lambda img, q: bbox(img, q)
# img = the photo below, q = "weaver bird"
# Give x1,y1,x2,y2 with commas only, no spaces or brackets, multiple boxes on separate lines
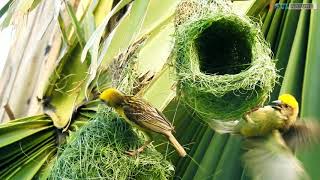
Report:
99,88,187,157
210,94,320,180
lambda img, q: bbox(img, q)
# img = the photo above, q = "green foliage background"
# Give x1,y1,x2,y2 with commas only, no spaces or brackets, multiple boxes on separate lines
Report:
0,0,319,179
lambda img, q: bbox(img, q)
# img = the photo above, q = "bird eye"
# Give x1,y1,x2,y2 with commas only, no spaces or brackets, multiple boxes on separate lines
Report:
284,104,288,108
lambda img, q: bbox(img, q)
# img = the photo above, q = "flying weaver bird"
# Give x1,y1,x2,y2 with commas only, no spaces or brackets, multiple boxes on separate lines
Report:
99,88,187,157
210,94,320,180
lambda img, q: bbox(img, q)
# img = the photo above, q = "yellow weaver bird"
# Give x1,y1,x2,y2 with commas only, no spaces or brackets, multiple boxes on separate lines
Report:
99,88,187,157
239,93,299,137
210,94,309,138
210,94,320,180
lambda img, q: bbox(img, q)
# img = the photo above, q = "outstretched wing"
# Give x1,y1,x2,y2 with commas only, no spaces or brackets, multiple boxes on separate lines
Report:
243,130,309,180
122,96,174,134
282,119,320,152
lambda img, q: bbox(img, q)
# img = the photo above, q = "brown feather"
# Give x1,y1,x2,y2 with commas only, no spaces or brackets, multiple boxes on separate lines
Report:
122,96,174,134
282,120,320,152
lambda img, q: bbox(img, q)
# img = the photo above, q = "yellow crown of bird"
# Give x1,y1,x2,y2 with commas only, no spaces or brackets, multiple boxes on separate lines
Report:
279,94,298,109
99,88,122,101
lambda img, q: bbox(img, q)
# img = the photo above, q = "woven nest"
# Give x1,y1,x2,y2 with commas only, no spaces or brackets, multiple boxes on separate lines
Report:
174,0,278,121
49,109,173,180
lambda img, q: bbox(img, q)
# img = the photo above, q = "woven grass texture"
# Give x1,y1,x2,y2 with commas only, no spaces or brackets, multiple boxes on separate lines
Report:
174,0,278,121
49,110,174,180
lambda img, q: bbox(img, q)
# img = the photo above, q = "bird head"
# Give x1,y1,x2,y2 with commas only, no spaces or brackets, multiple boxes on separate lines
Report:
99,88,124,108
272,94,299,124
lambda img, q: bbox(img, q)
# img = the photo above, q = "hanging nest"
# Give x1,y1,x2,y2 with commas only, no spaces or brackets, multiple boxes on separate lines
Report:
173,0,278,121
49,109,174,180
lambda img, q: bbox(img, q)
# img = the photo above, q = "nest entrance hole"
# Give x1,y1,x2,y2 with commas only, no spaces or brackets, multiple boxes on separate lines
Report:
196,18,253,75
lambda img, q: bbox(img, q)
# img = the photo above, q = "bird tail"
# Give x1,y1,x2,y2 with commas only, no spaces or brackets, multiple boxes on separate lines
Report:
167,133,187,157
208,120,239,134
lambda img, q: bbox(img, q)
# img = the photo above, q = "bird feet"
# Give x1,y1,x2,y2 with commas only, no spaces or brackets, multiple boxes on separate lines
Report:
125,140,153,156
244,113,255,124
125,149,142,156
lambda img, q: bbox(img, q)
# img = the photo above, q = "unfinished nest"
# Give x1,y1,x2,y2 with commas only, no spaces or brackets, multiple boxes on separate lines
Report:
49,109,174,180
48,35,173,179
174,0,278,121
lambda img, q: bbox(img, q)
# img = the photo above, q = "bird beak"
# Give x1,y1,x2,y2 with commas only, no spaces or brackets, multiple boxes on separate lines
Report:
271,100,282,110
99,99,108,105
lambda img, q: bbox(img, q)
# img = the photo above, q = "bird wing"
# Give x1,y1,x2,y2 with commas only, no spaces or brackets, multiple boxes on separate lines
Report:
242,130,309,180
282,119,320,152
122,96,174,134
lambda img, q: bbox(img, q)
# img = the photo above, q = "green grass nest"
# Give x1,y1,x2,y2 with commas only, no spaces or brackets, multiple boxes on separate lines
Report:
49,109,174,180
174,0,278,121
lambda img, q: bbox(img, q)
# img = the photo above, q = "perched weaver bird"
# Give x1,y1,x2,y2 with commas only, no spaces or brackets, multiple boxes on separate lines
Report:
99,88,187,157
210,94,320,180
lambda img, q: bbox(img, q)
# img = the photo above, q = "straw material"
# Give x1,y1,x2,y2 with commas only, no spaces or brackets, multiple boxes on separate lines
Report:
173,0,278,121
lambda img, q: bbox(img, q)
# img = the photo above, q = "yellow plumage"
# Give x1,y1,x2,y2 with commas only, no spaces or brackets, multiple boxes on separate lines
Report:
210,93,320,180
279,94,299,109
